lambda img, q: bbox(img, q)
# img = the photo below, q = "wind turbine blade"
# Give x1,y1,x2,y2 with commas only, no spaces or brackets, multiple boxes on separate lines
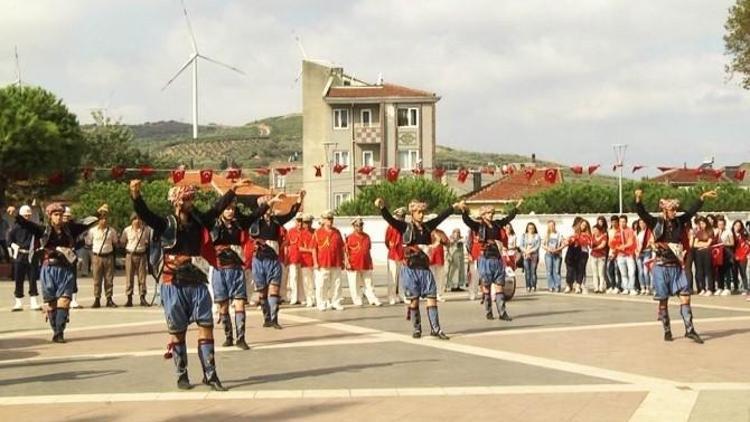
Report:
294,69,303,85
162,56,196,91
181,0,199,53
14,45,21,85
294,34,307,59
198,55,245,75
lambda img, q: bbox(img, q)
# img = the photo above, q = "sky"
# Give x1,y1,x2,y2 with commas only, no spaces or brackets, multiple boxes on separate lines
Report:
2,0,749,176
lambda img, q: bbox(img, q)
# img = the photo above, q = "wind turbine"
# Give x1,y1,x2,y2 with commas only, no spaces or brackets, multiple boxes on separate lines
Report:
162,0,245,139
13,46,21,86
291,32,336,88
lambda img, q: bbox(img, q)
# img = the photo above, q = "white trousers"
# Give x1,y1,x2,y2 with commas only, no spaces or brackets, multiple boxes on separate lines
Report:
386,259,404,302
468,260,480,300
347,270,381,306
431,264,446,299
287,264,305,304
315,268,342,310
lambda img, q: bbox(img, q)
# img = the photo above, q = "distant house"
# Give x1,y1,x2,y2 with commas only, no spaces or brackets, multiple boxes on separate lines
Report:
650,164,734,188
463,168,563,213
724,162,750,189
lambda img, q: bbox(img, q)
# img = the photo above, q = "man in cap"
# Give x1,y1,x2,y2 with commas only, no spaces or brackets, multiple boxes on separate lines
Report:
85,204,119,308
345,218,382,307
249,191,304,329
131,179,244,391
377,198,461,340
14,202,101,342
458,200,522,321
120,213,152,307
312,210,345,311
385,207,407,305
299,214,317,307
8,205,41,311
634,188,717,343
285,213,306,305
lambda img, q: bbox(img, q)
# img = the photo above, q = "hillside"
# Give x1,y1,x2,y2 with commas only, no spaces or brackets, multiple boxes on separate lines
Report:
129,114,617,184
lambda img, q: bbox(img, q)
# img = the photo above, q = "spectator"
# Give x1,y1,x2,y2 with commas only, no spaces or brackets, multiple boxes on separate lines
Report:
731,220,749,295
8,205,40,311
693,217,714,296
505,223,518,267
120,213,152,307
716,218,734,295
85,205,119,308
635,219,654,296
429,227,449,302
590,222,608,293
612,215,637,295
606,215,622,294
445,228,466,292
542,220,564,293
520,222,541,293
564,217,583,294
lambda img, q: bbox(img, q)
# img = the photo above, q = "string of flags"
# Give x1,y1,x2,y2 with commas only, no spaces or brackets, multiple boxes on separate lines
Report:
31,161,749,186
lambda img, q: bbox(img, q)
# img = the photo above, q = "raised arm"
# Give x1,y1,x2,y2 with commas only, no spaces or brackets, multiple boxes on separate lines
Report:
678,195,709,225
634,190,657,229
461,210,481,232
196,189,237,228
376,198,407,233
237,203,269,230
426,206,456,232
275,203,302,227
494,206,519,228
130,180,167,235
68,219,100,239
14,216,45,237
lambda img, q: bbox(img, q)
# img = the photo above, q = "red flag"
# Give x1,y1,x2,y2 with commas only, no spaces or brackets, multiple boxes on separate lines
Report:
226,168,242,180
333,164,347,174
570,166,583,175
111,165,126,179
432,167,446,178
482,166,496,176
82,167,94,181
506,164,516,175
255,167,271,176
275,167,292,176
357,166,375,176
632,165,645,173
657,166,674,172
386,167,400,182
48,171,64,185
712,169,724,179
735,169,747,181
524,168,536,180
139,165,155,177
200,169,213,184
171,168,186,184
611,164,620,172
314,165,323,178
587,165,600,175
544,168,558,183
457,168,470,183
412,167,425,176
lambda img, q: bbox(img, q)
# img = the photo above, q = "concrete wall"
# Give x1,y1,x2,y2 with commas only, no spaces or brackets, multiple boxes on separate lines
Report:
302,60,333,216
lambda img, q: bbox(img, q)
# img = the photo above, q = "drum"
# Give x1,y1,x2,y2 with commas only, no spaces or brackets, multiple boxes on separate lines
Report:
503,266,516,300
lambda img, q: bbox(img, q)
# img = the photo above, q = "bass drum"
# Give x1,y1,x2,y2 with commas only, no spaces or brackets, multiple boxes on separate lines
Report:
503,267,517,300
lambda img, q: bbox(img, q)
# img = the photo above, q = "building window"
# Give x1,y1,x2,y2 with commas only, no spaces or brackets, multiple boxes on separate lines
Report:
398,149,420,170
361,109,372,127
274,175,285,189
397,107,418,127
362,150,374,167
333,109,349,129
334,192,351,208
333,150,350,167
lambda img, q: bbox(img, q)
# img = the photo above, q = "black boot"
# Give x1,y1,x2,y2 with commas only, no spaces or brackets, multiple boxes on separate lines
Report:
106,297,118,308
260,298,272,327
220,313,233,347
410,307,422,338
685,329,704,344
268,295,282,329
169,342,192,390
125,295,133,307
235,310,249,350
427,306,449,340
658,303,672,342
139,295,149,307
496,293,512,321
53,308,69,343
92,297,101,308
484,293,494,319
198,339,227,391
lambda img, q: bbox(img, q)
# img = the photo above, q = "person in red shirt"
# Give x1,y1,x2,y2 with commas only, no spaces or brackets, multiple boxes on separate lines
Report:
612,215,637,295
345,218,382,307
385,207,406,305
278,223,289,304
285,214,305,305
466,228,482,301
298,214,316,307
312,210,345,311
430,227,449,302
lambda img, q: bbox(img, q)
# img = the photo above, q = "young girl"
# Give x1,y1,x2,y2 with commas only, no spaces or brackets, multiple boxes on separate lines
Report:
542,221,564,292
636,219,655,295
590,224,608,293
520,223,541,293
731,220,749,295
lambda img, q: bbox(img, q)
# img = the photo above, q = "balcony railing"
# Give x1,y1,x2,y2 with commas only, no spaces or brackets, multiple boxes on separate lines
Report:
354,123,381,144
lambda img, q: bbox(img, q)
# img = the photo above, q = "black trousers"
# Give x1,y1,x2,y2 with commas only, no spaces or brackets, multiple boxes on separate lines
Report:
13,258,39,298
694,248,713,292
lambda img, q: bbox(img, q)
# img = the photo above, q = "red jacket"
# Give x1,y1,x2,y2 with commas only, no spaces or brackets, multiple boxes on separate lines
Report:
385,226,404,261
346,231,373,271
313,226,344,268
286,226,303,265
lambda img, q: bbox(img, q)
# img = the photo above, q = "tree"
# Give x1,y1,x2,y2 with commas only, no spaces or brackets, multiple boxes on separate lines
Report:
0,85,83,206
337,177,459,216
724,0,750,89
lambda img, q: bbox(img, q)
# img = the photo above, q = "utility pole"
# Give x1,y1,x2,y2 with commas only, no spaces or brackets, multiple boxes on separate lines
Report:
613,144,628,214
323,142,338,210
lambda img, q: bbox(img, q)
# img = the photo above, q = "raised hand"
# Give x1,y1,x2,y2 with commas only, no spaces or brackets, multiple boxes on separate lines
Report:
129,179,142,198
634,189,643,202
700,190,718,201
374,198,385,209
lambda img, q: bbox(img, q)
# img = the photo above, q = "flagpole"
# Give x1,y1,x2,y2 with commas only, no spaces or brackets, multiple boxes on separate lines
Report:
613,144,628,214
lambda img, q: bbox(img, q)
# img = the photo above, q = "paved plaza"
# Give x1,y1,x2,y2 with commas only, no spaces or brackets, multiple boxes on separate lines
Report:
1,271,749,422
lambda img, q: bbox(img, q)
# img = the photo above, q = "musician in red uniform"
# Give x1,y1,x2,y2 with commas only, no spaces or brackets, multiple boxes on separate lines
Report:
385,207,407,305
345,218,382,306
313,211,345,311
299,214,316,307
285,214,305,305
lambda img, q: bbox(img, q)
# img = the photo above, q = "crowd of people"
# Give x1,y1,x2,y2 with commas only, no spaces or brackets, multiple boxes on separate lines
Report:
2,181,742,389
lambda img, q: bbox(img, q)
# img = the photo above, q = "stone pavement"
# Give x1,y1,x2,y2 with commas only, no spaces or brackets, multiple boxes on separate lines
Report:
0,272,749,421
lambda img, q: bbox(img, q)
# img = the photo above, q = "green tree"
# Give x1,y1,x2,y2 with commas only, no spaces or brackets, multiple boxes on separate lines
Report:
0,85,83,206
724,0,750,89
337,177,459,216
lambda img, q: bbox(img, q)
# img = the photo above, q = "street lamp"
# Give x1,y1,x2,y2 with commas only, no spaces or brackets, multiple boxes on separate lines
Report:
613,144,628,214
323,142,338,211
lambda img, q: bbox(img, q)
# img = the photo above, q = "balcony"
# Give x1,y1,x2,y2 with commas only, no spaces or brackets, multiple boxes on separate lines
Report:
354,123,381,144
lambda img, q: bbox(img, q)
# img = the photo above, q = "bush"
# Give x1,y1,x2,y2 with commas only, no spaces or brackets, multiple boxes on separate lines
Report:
337,177,459,216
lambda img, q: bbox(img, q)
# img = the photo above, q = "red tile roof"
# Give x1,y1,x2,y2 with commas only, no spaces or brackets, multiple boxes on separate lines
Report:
651,168,732,184
326,83,436,99
465,169,563,202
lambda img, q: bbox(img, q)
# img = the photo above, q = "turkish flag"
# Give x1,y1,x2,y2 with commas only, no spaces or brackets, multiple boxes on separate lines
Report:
314,165,323,178
432,167,446,178
482,166,496,176
544,168,558,183
226,168,242,180
412,167,425,176
200,169,213,184
712,169,724,179
570,166,583,175
275,167,292,176
171,168,186,184
588,164,600,175
524,168,536,180
139,165,155,177
735,169,746,181
506,165,515,175
386,167,400,182
632,165,645,173
657,166,674,172
333,164,347,174
357,166,375,176
111,165,126,179
48,171,64,185
457,168,470,183
255,167,271,176
82,167,94,181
